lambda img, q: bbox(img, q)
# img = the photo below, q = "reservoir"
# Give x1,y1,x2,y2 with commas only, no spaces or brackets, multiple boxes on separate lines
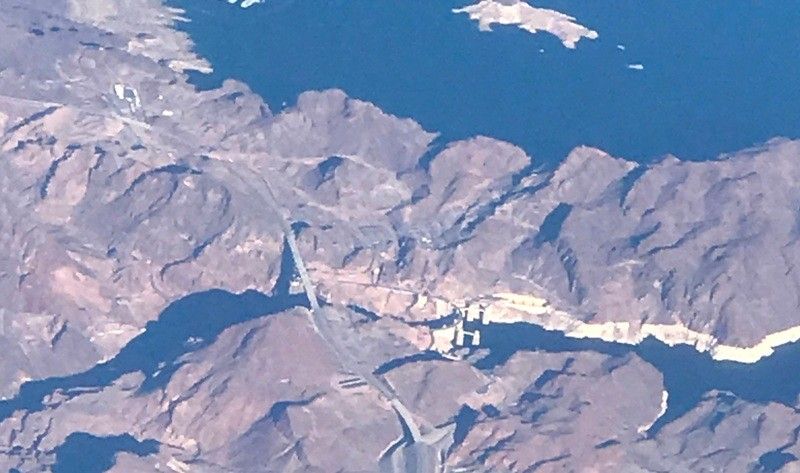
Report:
170,0,800,166
0,290,308,422
478,322,800,439
163,1,800,467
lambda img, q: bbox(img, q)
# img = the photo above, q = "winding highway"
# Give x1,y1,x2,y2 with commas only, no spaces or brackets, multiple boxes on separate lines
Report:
203,159,454,473
2,91,456,472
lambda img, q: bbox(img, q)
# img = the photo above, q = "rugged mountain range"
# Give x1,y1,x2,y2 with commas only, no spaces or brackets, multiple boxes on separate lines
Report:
2,0,800,471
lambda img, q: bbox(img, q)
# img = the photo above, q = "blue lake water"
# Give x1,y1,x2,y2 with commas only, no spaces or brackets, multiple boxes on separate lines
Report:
478,321,800,456
0,289,308,423
168,1,800,460
170,0,800,166
114,4,800,470
52,433,159,473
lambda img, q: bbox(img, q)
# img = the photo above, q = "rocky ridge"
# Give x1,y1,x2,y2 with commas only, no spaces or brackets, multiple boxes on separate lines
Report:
2,0,800,471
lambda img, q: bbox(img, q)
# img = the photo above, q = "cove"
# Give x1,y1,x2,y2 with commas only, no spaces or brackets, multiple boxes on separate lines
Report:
0,289,308,422
170,0,800,166
51,432,159,473
477,322,800,437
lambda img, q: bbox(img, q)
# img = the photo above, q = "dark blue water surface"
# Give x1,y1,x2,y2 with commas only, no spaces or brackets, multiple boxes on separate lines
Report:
0,289,307,422
52,433,159,473
170,0,800,166
478,323,800,437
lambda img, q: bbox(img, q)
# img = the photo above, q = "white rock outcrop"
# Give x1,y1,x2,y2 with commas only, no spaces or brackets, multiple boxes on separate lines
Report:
480,293,800,364
453,0,598,49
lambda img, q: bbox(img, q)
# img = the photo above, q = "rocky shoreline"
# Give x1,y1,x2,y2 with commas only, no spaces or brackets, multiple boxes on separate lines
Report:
2,0,800,470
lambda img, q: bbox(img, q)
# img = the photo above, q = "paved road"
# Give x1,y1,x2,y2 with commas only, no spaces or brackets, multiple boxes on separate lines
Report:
203,159,452,472
4,94,455,471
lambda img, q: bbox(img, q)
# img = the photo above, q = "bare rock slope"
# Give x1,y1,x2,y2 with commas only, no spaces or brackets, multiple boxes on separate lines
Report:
2,0,800,471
